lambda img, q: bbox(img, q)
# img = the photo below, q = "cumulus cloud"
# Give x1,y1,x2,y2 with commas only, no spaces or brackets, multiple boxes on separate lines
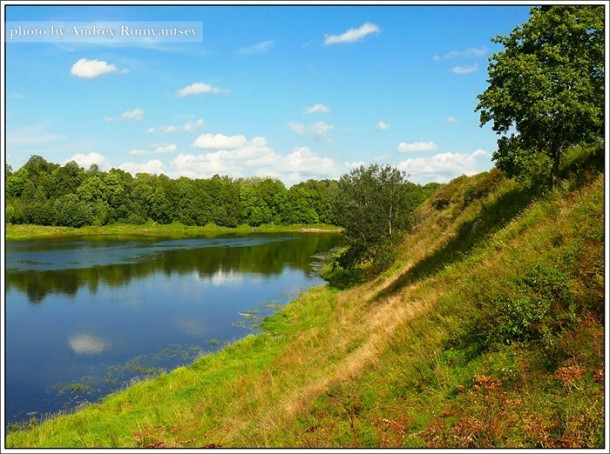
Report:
397,141,438,152
434,46,488,61
65,152,110,170
70,58,125,79
192,133,248,149
272,146,338,176
119,159,166,175
169,133,340,185
154,143,177,154
451,64,478,74
172,137,276,178
446,117,459,124
304,103,330,114
397,149,492,184
176,82,228,97
288,121,334,141
324,22,380,45
105,108,144,122
237,40,275,55
377,121,390,130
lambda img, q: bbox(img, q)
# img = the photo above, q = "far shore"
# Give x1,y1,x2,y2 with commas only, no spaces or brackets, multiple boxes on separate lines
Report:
5,222,343,242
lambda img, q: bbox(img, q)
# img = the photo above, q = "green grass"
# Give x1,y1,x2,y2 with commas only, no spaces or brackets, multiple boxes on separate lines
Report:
6,146,605,448
4,221,342,241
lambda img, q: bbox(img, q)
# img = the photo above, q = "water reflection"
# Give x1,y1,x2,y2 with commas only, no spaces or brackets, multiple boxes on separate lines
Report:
174,315,207,337
6,233,342,426
68,333,110,355
6,233,341,304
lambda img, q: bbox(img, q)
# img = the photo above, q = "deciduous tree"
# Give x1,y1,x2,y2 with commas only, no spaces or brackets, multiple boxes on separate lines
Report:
332,164,411,273
476,5,604,188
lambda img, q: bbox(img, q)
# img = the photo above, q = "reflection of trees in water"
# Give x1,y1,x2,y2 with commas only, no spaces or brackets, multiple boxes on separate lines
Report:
7,234,342,304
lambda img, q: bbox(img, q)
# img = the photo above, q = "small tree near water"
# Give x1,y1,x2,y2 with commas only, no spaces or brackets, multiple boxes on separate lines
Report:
332,164,410,273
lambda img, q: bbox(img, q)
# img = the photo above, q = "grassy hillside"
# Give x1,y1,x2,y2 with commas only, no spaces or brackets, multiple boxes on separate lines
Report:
6,146,605,448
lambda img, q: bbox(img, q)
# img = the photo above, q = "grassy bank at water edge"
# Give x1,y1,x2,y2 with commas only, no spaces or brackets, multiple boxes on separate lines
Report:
4,222,342,241
6,145,605,448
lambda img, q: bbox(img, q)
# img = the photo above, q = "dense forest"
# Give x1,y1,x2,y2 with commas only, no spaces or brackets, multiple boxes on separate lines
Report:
5,155,440,228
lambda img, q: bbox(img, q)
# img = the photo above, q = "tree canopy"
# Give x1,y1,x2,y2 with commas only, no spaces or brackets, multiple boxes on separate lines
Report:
332,164,415,273
6,156,436,236
476,5,604,188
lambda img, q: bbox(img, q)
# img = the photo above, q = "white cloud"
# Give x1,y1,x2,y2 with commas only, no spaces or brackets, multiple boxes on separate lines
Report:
377,121,390,130
309,121,334,138
105,108,144,122
176,82,228,97
70,58,125,79
272,146,338,176
304,103,330,114
288,121,334,141
397,141,439,152
288,122,306,135
172,137,276,179
451,64,478,74
154,144,177,154
473,148,490,158
237,40,275,55
434,46,488,61
121,108,144,120
65,152,110,170
324,22,380,45
192,133,248,149
446,117,459,124
397,149,492,184
119,159,166,175
129,149,148,156
147,125,177,134
345,161,366,171
147,119,205,134
183,119,205,133
170,133,340,185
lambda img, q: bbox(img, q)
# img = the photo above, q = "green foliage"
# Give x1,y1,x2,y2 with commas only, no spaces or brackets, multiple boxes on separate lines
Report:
464,261,577,362
54,194,93,227
332,164,413,273
6,156,432,236
476,5,604,188
6,203,15,223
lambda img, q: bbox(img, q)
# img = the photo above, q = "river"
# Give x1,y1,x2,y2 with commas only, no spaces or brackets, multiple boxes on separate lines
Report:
4,232,342,427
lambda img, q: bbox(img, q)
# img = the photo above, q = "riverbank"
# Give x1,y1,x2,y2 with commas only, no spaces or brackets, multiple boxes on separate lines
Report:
6,162,605,448
4,222,342,241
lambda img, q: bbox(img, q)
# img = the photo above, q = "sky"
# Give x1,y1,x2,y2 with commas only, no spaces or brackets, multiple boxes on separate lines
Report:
3,1,533,186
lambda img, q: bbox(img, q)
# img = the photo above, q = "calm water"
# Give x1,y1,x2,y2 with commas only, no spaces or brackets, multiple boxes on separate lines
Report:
5,232,342,427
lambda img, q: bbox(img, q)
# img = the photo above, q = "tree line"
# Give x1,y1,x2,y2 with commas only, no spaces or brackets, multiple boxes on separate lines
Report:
5,155,439,231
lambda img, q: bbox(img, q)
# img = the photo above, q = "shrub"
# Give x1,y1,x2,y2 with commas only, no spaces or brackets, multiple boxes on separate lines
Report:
467,263,576,357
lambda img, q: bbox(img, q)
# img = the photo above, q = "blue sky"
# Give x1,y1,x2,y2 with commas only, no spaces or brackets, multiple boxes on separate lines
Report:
4,2,532,186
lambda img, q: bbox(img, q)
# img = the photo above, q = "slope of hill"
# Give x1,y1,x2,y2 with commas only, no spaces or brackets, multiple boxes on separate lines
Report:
6,145,605,448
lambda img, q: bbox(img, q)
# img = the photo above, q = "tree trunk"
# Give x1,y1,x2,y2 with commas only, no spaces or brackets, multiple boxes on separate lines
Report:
550,130,564,189
551,146,560,189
